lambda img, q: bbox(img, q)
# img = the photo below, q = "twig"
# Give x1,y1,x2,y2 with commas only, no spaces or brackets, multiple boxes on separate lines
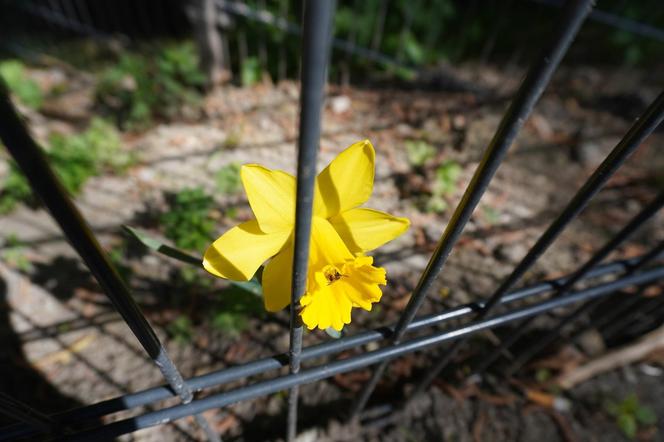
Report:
556,325,664,390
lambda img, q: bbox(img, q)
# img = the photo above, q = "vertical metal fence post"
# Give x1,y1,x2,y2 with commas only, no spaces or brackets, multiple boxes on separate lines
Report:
287,2,335,441
348,0,594,420
0,84,220,442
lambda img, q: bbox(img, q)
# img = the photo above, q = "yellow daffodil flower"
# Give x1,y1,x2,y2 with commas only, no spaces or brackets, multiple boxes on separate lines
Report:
203,140,409,330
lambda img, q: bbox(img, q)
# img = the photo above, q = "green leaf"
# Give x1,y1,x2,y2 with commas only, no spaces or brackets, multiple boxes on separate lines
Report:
535,368,551,383
230,277,263,297
0,60,43,109
426,195,448,214
215,163,242,194
241,57,262,87
405,140,435,167
167,315,194,344
635,406,657,425
160,187,215,251
621,394,639,414
617,413,637,439
403,31,425,65
325,327,342,339
122,225,202,266
434,160,462,196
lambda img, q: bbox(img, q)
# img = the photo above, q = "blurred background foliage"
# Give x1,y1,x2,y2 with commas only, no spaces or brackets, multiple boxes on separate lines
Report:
0,0,662,90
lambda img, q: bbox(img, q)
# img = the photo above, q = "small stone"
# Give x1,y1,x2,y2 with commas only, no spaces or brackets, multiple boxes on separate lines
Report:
577,329,606,356
329,95,351,114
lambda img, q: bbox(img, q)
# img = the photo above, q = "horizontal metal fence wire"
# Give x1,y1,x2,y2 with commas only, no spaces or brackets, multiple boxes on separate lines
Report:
2,252,661,440
3,263,664,440
1,0,664,440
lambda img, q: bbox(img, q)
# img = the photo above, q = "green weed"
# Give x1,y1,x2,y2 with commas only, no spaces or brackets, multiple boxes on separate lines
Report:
240,57,262,87
160,187,216,252
167,315,194,345
405,140,436,167
1,234,32,272
0,118,129,213
604,393,657,439
215,163,242,194
96,42,205,128
425,160,462,213
0,60,43,109
209,285,264,337
433,160,462,196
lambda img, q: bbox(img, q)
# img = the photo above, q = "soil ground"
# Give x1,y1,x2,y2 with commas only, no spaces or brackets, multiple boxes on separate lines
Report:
1,61,663,441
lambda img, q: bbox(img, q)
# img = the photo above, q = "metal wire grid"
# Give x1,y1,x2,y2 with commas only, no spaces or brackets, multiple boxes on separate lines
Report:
0,0,664,440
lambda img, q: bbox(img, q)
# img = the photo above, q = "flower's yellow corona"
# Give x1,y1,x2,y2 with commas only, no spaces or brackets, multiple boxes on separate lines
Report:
203,140,409,330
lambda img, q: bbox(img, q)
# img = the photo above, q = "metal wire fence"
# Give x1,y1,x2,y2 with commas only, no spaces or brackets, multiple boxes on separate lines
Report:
1,0,664,440
2,0,664,83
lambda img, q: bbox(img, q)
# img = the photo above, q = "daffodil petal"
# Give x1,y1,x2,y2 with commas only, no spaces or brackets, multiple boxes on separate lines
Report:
262,242,294,312
330,208,410,254
313,140,375,218
301,284,352,331
341,256,386,311
241,164,296,233
309,216,355,269
203,220,290,281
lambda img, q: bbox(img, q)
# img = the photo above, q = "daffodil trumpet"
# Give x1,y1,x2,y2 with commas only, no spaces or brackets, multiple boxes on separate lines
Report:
203,140,409,331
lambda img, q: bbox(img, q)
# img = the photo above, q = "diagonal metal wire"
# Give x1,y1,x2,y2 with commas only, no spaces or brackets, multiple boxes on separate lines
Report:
0,82,219,442
605,296,664,340
287,2,335,441
54,266,664,440
3,254,657,441
0,393,55,433
413,91,664,393
567,241,664,341
501,191,664,376
461,92,664,380
600,273,664,340
348,0,595,420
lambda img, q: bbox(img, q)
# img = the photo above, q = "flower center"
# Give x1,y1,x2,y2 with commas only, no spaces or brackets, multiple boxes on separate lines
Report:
322,265,344,285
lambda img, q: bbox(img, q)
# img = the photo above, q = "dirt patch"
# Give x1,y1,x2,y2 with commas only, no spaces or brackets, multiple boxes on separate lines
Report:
0,62,663,441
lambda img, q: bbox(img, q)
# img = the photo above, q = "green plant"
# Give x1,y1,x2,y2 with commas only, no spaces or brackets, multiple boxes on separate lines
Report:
210,312,248,336
1,234,32,272
425,196,448,214
223,131,242,149
47,117,129,193
160,187,216,252
215,163,242,194
0,163,33,214
0,118,128,213
167,315,194,345
0,60,43,109
96,42,205,128
83,118,134,172
604,394,657,439
240,57,263,87
405,140,435,167
209,285,264,336
425,160,462,213
433,160,462,196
